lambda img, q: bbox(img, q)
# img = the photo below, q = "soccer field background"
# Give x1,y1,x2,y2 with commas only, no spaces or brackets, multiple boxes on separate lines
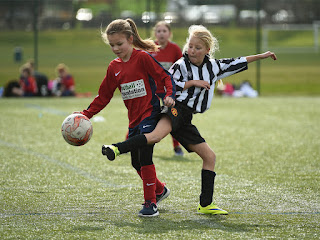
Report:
1,27,320,96
0,96,319,239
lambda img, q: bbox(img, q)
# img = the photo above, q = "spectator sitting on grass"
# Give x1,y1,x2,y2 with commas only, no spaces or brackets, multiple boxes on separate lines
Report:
3,79,23,97
50,63,75,97
19,65,37,97
26,59,49,97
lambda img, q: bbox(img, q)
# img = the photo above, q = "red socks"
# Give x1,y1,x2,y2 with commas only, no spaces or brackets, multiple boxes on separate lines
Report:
172,137,180,148
138,165,165,204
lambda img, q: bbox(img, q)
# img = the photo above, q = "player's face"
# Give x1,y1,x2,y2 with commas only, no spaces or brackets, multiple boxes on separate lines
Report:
108,33,133,62
187,36,210,66
155,25,171,45
58,69,66,77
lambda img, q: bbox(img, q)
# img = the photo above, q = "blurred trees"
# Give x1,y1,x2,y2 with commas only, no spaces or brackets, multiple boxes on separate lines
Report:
0,0,319,30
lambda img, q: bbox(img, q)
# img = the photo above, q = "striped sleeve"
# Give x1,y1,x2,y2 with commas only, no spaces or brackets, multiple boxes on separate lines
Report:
169,62,185,92
215,57,248,80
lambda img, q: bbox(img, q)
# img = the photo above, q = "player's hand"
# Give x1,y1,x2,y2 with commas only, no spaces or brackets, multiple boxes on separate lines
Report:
263,51,277,60
73,111,84,115
163,96,175,107
192,80,210,90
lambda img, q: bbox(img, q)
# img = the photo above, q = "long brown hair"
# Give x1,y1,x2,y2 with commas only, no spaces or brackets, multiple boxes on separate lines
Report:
102,18,159,52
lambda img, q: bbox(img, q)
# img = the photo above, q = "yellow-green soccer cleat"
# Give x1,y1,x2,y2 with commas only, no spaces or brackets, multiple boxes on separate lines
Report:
102,145,120,161
197,203,228,215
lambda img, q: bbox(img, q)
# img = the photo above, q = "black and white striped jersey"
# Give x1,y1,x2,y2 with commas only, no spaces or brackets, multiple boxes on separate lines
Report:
169,53,248,113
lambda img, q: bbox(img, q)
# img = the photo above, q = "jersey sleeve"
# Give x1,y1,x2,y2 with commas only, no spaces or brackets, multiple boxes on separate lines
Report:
82,67,117,119
215,57,248,80
169,60,187,93
144,53,176,100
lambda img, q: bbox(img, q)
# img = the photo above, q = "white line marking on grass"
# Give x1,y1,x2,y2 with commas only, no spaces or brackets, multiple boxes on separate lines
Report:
25,103,69,116
0,140,133,188
231,212,320,215
0,212,105,217
1,211,319,218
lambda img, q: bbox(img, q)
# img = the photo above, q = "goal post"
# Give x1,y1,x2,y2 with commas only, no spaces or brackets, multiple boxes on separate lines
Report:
262,21,319,53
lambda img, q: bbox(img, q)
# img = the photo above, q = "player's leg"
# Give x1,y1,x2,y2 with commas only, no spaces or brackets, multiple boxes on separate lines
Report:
188,142,228,215
102,115,172,160
144,115,172,144
137,144,160,217
188,142,215,171
172,137,184,156
132,148,170,205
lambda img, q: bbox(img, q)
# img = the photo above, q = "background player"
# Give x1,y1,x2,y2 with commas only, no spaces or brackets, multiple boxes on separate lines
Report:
151,21,184,156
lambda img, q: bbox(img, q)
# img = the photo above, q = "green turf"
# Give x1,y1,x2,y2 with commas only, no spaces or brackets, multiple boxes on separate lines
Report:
0,27,319,95
0,96,319,239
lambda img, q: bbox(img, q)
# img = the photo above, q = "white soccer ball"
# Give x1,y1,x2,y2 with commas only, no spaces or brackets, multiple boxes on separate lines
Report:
61,113,93,146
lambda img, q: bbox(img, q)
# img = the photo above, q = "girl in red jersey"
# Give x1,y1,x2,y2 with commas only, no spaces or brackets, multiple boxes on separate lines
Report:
151,21,184,156
79,19,175,217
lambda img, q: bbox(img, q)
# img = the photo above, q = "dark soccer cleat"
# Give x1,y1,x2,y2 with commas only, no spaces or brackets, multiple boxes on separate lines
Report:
174,146,184,156
156,186,170,204
138,200,159,217
102,145,120,161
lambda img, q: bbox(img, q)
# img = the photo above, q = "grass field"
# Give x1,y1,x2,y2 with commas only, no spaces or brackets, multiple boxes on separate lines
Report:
1,96,319,239
0,27,319,96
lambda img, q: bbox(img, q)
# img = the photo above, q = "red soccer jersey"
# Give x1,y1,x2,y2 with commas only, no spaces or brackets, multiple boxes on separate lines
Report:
61,74,75,90
20,76,37,95
151,41,182,94
83,49,175,128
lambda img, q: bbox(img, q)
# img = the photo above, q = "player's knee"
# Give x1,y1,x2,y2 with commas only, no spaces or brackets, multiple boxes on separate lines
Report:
211,151,216,161
202,148,216,164
146,135,159,144
152,135,162,143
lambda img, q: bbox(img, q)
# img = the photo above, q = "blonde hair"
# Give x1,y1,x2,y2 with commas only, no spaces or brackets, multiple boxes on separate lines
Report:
183,25,219,58
102,18,159,52
20,64,31,75
55,63,69,76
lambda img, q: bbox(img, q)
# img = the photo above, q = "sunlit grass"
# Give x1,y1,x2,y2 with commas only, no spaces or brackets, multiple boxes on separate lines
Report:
0,96,319,239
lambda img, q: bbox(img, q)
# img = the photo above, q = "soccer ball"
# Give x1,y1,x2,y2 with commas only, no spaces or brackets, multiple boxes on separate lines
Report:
61,113,93,146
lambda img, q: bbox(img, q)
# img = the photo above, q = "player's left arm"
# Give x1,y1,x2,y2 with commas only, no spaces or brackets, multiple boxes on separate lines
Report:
145,54,176,107
246,51,277,63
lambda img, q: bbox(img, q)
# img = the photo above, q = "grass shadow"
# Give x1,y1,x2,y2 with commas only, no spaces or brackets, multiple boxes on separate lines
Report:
109,215,281,234
153,154,197,162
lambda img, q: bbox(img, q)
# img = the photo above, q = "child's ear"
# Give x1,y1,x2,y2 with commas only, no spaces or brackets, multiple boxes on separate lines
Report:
129,35,134,44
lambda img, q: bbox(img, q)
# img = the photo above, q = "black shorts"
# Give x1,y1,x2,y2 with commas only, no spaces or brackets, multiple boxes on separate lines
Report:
161,101,205,152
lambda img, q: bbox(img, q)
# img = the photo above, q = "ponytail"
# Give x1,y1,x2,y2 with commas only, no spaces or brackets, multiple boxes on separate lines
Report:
126,19,159,52
102,18,159,52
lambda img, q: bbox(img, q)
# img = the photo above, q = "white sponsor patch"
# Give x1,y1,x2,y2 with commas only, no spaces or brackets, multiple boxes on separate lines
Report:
120,79,147,100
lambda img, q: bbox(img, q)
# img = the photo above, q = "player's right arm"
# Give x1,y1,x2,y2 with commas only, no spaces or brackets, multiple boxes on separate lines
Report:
82,68,118,119
246,51,277,63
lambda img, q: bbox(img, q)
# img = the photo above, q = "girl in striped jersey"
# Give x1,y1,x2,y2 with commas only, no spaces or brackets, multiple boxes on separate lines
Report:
103,25,277,215
79,19,175,217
